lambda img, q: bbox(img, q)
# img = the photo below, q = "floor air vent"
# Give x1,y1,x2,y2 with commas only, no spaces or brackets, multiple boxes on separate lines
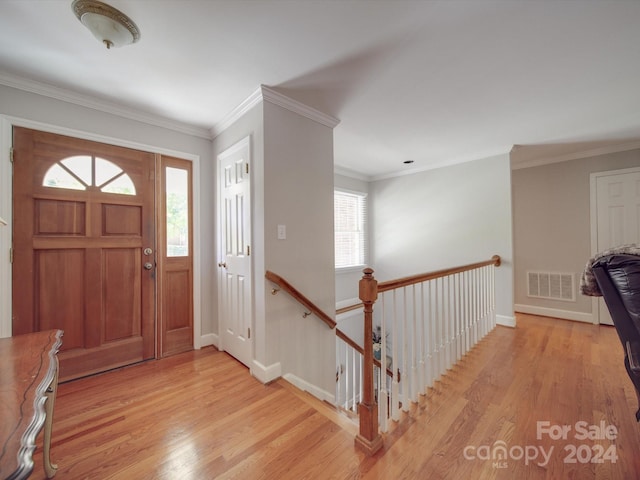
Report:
527,271,575,301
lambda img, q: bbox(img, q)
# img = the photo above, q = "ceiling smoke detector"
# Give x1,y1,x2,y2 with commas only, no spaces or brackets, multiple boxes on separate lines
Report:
72,0,140,49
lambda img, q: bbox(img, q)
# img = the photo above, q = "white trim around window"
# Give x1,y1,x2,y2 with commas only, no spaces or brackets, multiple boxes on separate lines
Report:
334,188,368,270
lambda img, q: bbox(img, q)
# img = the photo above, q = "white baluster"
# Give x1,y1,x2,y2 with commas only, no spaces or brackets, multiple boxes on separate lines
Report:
491,264,496,328
470,269,476,345
391,290,400,421
379,294,389,432
358,347,363,413
401,287,409,412
439,277,445,378
426,280,434,389
418,282,426,396
454,273,460,362
352,346,358,412
444,275,450,371
410,284,418,403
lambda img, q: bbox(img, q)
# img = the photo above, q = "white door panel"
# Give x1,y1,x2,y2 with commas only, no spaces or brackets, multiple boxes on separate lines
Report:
594,169,640,325
218,137,252,366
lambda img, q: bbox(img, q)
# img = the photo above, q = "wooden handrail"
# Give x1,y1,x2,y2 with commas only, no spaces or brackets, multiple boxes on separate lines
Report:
335,328,396,380
378,255,501,292
265,270,337,329
336,302,363,316
336,255,501,314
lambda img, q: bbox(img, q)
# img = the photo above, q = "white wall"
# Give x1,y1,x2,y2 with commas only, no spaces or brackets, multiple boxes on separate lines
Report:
512,148,640,322
263,101,336,400
369,154,514,324
0,83,214,340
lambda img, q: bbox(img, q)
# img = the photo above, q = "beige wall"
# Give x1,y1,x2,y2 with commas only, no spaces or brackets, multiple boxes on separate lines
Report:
512,148,640,320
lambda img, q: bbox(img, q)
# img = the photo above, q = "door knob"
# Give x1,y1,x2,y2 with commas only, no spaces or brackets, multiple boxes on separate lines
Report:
218,262,227,268
144,262,153,270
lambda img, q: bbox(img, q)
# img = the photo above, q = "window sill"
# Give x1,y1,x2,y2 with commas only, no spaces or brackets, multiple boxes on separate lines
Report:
335,265,368,275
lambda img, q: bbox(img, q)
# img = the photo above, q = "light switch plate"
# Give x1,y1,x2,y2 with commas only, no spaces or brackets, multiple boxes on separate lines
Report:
277,224,286,240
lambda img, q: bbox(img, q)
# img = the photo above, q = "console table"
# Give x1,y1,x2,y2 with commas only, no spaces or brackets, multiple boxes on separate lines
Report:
0,329,63,479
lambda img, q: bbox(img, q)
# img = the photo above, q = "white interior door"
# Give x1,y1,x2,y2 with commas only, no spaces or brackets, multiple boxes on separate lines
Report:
594,167,640,325
218,137,252,367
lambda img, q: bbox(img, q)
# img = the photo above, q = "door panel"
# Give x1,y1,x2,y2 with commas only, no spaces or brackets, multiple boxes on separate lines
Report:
103,248,141,341
35,249,85,344
12,127,155,381
218,137,252,367
35,199,85,235
595,169,640,325
103,204,142,235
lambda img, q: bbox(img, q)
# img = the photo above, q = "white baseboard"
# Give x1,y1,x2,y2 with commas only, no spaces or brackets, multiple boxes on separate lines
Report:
251,360,282,384
496,314,516,328
515,304,595,324
199,333,218,348
283,373,336,405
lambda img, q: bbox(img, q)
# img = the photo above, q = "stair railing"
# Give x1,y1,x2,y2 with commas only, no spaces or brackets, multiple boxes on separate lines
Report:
343,255,501,455
267,255,501,457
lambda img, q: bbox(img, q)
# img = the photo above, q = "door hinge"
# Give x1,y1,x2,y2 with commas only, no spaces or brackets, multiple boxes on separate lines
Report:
9,147,14,163
247,245,250,256
9,248,13,264
247,327,251,339
245,163,249,174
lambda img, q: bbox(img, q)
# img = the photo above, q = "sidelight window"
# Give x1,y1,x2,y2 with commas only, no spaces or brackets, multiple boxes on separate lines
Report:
165,166,189,257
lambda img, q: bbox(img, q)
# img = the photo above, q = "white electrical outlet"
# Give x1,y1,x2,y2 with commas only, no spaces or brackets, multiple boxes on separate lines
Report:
277,224,286,240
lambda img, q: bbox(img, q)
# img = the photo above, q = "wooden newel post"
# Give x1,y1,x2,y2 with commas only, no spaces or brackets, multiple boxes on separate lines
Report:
355,267,384,455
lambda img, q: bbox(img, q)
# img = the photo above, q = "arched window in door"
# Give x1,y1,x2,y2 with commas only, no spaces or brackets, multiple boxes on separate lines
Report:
43,155,136,195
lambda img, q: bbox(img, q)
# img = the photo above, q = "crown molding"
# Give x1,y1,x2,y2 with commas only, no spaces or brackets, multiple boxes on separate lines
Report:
0,71,212,139
334,165,371,182
511,140,640,170
210,86,263,138
211,84,340,138
260,85,340,129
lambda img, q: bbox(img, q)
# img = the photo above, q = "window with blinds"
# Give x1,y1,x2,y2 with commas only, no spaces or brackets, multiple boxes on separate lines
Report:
334,189,367,268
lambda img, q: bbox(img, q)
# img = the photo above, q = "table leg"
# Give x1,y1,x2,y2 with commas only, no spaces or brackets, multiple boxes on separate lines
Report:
43,357,59,478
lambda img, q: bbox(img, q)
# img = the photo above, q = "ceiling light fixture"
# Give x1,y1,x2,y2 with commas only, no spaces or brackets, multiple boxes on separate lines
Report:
72,0,140,49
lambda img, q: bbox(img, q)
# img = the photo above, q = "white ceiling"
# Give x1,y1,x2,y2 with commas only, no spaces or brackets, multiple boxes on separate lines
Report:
1,0,639,178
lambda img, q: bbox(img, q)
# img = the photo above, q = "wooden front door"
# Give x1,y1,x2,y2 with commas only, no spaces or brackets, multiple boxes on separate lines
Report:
12,127,156,381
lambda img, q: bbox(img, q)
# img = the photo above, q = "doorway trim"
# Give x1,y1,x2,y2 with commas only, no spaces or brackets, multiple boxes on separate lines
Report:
216,135,253,367
0,115,202,348
589,165,640,325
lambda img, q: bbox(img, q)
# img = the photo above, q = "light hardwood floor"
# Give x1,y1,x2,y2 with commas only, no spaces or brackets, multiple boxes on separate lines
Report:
31,313,640,479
